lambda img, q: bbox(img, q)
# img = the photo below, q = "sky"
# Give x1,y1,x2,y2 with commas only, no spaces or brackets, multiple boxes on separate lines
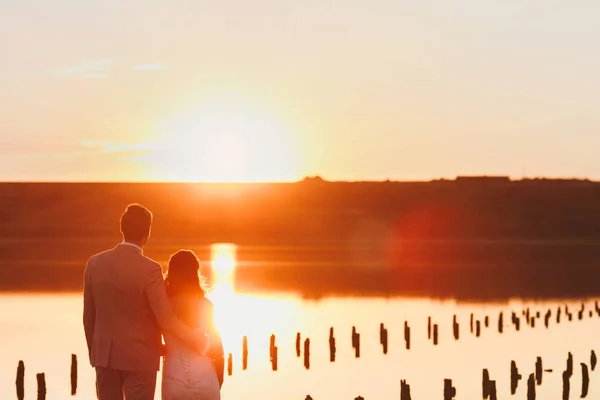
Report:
1,0,600,182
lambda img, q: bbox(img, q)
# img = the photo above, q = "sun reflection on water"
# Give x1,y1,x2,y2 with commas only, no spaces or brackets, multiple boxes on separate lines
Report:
206,243,300,359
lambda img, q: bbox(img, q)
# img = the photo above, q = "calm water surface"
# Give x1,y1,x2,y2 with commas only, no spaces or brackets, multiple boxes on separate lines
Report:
0,290,598,400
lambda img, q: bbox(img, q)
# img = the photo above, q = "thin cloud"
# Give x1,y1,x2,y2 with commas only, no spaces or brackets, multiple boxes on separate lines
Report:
80,139,158,154
60,58,114,78
131,64,164,72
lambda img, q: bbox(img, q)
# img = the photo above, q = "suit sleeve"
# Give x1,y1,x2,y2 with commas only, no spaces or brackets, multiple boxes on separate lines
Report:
82,257,96,363
145,263,205,353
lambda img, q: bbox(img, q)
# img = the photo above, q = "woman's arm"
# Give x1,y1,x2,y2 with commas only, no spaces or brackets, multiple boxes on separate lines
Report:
204,300,225,387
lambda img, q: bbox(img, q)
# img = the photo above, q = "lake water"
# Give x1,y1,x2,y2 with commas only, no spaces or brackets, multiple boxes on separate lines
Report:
0,289,598,400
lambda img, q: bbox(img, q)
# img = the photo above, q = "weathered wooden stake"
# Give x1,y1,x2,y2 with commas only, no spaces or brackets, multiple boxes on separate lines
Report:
484,315,489,328
443,378,456,400
557,306,562,324
578,303,585,320
476,320,481,337
400,379,412,400
404,321,411,350
433,324,438,345
36,373,46,400
488,380,497,400
581,363,589,398
535,357,543,385
329,327,336,362
498,312,503,334
470,313,474,333
482,369,490,398
304,338,310,370
227,353,233,376
70,354,77,395
453,315,459,340
527,373,536,400
16,360,24,400
510,360,522,395
380,323,388,354
269,334,278,371
351,326,360,358
544,310,551,328
591,350,597,371
295,333,301,357
242,336,248,370
563,352,573,400
428,316,432,339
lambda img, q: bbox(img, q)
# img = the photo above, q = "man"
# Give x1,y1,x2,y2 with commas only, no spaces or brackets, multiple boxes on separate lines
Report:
83,203,207,399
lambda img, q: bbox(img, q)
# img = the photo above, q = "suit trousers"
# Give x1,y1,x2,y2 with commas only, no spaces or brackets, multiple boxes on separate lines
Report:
96,367,157,400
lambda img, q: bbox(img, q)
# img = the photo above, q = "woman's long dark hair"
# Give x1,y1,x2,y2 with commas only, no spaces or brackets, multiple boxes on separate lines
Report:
165,250,206,298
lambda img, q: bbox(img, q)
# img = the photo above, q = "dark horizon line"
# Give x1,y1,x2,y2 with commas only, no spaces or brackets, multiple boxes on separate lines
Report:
0,175,595,185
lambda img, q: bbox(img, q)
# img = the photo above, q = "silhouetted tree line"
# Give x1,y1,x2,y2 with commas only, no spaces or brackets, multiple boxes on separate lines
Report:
2,178,600,297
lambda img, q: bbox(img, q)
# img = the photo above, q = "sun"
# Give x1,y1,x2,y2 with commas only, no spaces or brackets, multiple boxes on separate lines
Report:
152,96,302,182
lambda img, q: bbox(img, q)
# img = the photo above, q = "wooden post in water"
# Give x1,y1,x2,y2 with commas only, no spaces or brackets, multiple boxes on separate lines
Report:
243,336,248,370
498,312,503,334
526,308,530,325
443,379,456,400
36,373,46,400
543,310,551,328
269,334,278,371
305,396,313,400
535,357,543,385
428,316,432,339
482,369,490,399
512,312,521,331
557,307,562,324
329,327,336,362
476,320,481,337
470,313,474,333
295,333,301,357
510,360,522,395
404,321,411,350
527,373,536,400
354,397,364,400
562,352,573,400
488,381,497,400
484,315,489,328
581,363,589,398
595,300,600,316
453,315,459,340
70,354,77,395
304,338,311,370
433,324,438,345
227,353,233,376
351,326,360,358
400,380,412,400
591,350,597,371
380,323,388,354
16,360,24,400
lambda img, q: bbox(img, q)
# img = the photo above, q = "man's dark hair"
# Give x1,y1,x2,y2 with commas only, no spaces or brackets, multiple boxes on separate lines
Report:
120,203,153,242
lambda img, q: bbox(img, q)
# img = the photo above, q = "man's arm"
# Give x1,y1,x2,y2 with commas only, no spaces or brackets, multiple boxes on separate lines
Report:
82,257,96,363
145,263,206,354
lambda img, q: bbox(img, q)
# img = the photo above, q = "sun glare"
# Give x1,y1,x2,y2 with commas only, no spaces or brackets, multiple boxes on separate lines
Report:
153,97,301,182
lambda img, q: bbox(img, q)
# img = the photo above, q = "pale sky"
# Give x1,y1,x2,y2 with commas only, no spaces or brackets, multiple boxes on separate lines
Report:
1,0,599,182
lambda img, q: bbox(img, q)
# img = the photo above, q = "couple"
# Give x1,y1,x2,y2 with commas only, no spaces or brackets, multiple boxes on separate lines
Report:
83,204,224,400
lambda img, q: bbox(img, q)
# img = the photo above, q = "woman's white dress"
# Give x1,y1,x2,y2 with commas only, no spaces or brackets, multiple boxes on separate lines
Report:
161,297,222,400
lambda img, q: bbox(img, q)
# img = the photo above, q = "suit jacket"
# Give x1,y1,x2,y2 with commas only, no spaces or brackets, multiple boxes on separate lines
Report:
83,243,203,371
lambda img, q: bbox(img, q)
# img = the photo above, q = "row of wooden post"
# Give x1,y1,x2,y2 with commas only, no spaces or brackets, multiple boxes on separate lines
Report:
15,354,77,400
225,301,598,375
393,350,597,400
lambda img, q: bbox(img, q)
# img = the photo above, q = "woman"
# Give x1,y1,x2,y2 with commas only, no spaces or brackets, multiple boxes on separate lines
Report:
162,250,224,400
